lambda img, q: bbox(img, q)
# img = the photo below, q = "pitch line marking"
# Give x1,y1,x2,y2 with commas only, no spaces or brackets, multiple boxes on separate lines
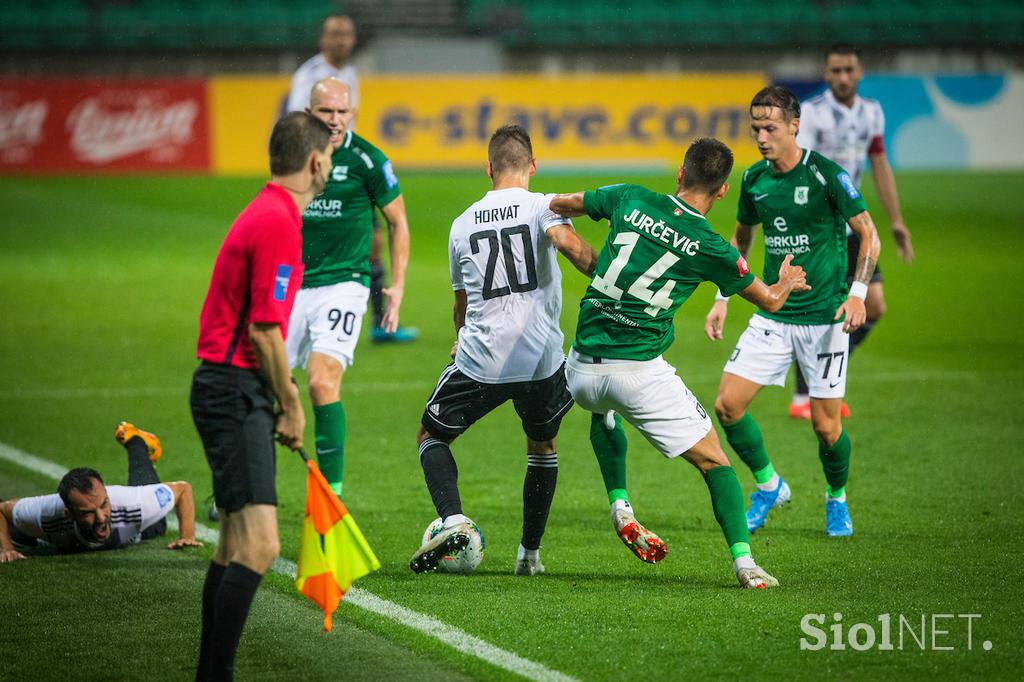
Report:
0,440,578,682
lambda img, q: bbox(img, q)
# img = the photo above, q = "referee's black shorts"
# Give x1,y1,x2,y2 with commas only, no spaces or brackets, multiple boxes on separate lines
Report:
190,362,277,513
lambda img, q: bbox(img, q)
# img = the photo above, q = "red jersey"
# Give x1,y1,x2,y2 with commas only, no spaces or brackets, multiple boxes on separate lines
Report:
197,182,304,369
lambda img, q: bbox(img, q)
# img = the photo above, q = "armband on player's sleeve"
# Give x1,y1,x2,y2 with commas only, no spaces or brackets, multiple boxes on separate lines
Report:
868,135,885,155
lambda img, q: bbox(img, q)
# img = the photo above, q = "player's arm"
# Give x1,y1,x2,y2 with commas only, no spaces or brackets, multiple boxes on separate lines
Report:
0,499,27,562
379,195,411,334
250,323,305,450
548,192,588,218
836,210,881,333
164,481,202,550
737,255,810,313
868,151,913,263
450,289,467,359
704,222,758,340
547,224,597,277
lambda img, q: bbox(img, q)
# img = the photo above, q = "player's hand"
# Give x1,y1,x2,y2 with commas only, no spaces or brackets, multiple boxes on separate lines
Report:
167,538,204,550
778,254,811,292
381,284,404,333
275,404,306,451
892,221,914,263
0,548,27,563
835,296,867,333
450,341,458,359
704,301,728,341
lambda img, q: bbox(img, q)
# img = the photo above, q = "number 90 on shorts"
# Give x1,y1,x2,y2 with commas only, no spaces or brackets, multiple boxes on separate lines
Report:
724,315,850,399
286,281,370,370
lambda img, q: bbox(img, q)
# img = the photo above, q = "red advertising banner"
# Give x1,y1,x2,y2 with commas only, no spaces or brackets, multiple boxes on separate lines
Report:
0,79,209,173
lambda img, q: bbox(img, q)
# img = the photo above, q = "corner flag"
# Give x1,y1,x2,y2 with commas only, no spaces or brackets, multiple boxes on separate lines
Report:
294,457,380,631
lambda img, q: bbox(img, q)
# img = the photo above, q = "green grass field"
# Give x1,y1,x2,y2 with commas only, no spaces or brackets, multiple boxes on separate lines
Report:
1,170,1022,680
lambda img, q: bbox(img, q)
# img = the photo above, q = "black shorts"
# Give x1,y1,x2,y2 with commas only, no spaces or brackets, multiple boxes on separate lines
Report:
421,363,574,442
190,362,277,513
847,232,883,284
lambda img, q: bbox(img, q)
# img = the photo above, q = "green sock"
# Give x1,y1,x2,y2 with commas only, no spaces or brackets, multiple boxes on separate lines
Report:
590,413,629,505
705,465,751,559
721,413,773,481
819,428,851,497
313,401,346,497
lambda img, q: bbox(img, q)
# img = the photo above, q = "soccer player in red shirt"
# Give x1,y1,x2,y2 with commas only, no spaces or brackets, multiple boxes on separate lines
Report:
191,111,332,682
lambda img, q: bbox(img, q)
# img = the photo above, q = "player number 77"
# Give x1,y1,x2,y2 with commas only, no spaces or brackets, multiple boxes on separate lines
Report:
591,232,679,316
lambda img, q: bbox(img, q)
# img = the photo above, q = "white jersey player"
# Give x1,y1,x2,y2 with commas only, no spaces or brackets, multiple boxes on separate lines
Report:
786,43,914,419
287,14,360,118
409,125,596,578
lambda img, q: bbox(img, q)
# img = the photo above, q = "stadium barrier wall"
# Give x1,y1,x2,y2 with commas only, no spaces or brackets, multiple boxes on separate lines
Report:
0,79,209,173
3,74,1022,174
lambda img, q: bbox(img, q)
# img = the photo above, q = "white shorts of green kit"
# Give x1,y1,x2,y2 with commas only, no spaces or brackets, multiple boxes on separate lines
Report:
286,281,369,370
724,314,849,399
566,348,712,458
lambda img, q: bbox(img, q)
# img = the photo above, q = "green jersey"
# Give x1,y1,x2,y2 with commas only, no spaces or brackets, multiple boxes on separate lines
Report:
300,130,401,288
737,148,868,324
573,184,755,361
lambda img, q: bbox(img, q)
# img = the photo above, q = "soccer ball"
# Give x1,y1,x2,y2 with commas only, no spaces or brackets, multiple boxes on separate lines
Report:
421,517,486,574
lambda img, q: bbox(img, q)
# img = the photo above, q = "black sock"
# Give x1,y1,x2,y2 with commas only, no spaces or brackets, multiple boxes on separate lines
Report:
849,319,876,355
521,453,558,551
195,562,227,682
128,436,166,538
419,437,462,519
370,261,386,328
794,366,809,397
209,562,263,681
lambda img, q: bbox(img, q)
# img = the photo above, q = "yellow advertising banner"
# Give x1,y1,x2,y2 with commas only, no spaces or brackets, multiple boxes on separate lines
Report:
209,73,767,175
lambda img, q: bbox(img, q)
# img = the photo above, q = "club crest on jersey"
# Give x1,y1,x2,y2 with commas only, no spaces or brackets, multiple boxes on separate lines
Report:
736,256,750,276
794,186,809,205
673,208,683,216
331,165,349,181
274,264,292,302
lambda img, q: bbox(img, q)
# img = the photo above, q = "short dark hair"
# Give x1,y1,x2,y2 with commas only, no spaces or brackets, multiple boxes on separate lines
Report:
681,138,734,195
488,124,533,175
58,467,103,506
750,85,801,122
826,43,861,61
268,111,332,176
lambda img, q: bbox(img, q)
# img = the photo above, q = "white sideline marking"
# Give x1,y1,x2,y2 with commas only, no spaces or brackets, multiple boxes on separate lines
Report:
0,440,578,682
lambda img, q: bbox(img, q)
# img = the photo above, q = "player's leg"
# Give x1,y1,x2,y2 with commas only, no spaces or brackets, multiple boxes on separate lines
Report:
301,282,368,498
114,421,167,539
851,280,886,356
511,367,574,576
716,316,793,532
789,367,812,420
411,366,501,573
681,431,777,589
590,410,629,508
800,322,854,536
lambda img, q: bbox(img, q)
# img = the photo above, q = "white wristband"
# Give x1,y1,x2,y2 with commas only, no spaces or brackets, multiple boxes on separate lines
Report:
714,289,730,302
848,281,868,300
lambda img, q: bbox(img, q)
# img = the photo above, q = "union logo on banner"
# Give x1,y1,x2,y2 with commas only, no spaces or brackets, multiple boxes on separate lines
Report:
0,79,209,173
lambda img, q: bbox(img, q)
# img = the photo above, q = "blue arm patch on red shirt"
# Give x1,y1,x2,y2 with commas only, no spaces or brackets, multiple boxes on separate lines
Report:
273,264,292,301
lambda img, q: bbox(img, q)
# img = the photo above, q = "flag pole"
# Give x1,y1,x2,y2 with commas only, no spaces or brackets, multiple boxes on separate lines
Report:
296,447,311,464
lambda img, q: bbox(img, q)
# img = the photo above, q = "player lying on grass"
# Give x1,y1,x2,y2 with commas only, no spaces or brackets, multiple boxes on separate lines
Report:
410,124,597,577
550,137,809,589
0,422,201,562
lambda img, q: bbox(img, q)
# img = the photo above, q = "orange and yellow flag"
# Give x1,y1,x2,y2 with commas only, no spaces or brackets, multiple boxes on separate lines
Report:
294,460,380,631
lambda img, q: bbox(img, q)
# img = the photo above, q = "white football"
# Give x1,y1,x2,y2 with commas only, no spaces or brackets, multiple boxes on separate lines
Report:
421,517,486,574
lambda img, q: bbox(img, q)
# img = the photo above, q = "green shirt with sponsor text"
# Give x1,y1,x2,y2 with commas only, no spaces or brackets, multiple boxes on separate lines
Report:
300,130,401,288
573,184,755,361
737,148,867,324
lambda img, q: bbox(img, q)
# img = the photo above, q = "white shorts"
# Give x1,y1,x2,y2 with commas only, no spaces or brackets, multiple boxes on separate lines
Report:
724,314,850,399
565,349,712,458
286,282,369,370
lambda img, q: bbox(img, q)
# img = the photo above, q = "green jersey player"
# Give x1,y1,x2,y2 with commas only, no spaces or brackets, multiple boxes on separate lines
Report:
704,86,881,538
552,138,809,589
286,78,413,498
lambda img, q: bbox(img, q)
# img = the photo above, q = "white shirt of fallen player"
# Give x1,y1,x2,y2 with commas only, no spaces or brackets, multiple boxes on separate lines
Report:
797,87,885,189
12,483,175,552
286,54,359,117
449,188,570,384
